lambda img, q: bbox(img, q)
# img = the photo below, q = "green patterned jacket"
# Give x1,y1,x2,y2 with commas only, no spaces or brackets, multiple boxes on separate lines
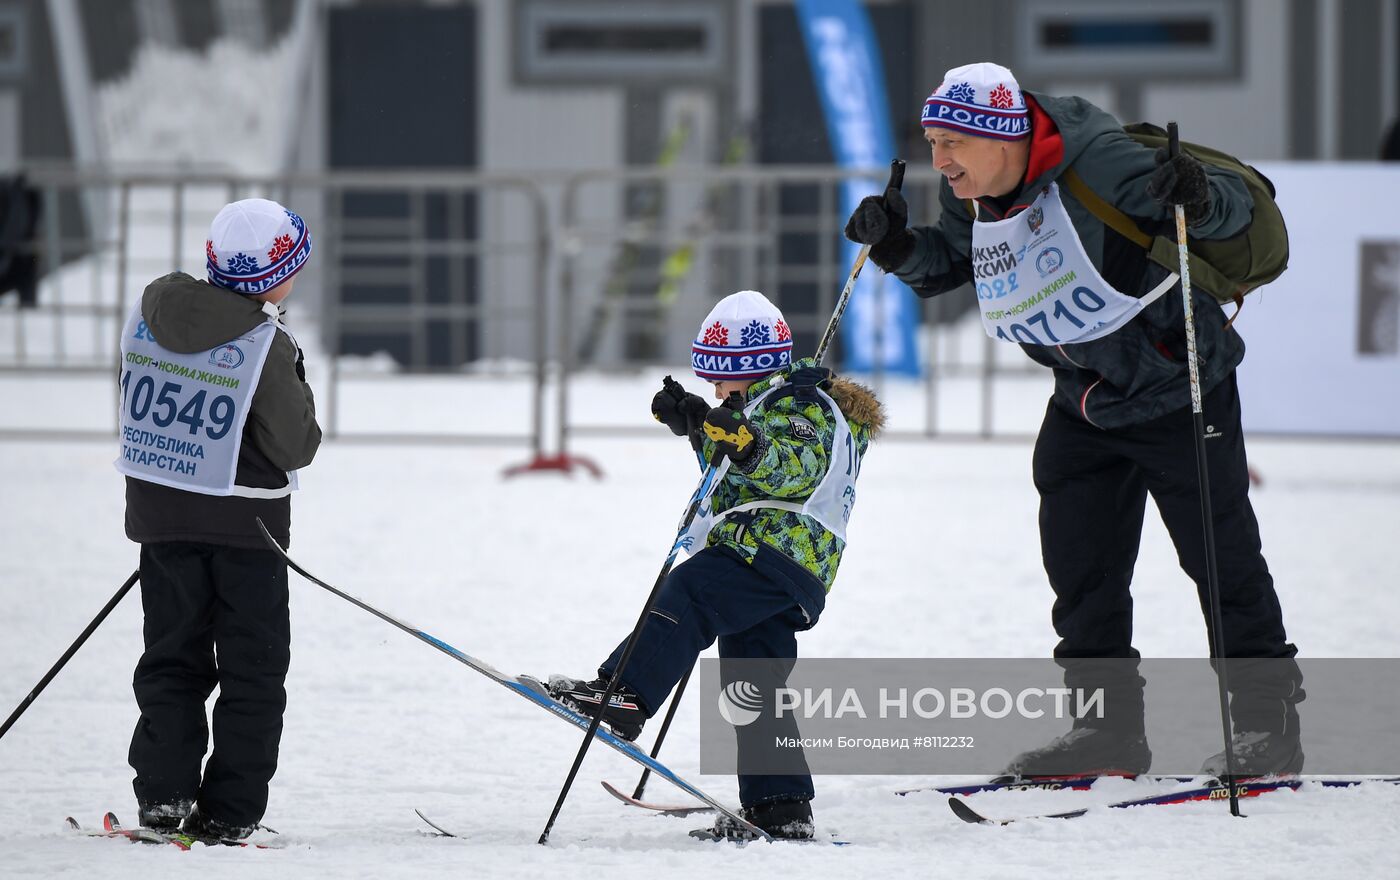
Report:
698,358,885,592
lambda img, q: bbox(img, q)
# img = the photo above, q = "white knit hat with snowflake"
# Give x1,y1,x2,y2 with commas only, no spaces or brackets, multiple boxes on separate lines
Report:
206,198,313,295
691,290,793,381
921,61,1029,141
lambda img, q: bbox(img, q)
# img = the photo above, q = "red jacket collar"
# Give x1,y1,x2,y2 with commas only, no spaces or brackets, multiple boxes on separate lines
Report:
1023,95,1064,185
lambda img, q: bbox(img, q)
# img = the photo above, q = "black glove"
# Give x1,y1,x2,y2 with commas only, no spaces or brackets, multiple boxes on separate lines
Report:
845,185,908,245
651,375,710,447
1146,147,1212,225
702,397,760,465
844,186,915,272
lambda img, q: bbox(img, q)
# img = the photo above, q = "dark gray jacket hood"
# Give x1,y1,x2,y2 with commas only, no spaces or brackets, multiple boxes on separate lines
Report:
142,272,272,353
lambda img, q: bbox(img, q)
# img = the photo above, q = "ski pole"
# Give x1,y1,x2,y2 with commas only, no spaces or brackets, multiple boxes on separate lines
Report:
630,665,692,800
0,570,140,742
1167,121,1240,817
540,159,906,842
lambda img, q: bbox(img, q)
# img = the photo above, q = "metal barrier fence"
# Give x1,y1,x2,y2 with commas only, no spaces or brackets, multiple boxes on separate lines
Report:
0,165,1045,452
0,168,552,456
312,170,549,457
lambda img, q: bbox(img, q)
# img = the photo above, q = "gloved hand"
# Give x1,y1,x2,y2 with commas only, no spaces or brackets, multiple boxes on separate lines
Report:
651,376,710,447
845,185,908,245
1146,147,1212,225
843,185,915,271
702,396,759,465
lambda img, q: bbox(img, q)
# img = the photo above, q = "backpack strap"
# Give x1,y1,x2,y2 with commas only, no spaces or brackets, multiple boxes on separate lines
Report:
1061,167,1153,249
767,366,832,407
1061,167,1245,323
751,368,837,441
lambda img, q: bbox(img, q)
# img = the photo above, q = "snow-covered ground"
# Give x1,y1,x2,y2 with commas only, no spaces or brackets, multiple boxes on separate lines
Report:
2,379,1399,877
8,17,1397,874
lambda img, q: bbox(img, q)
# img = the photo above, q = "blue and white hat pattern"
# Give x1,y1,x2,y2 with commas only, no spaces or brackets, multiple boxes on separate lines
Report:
921,62,1029,141
692,290,793,382
206,198,313,295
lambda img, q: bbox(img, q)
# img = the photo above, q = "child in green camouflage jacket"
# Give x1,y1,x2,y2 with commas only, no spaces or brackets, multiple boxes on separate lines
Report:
552,290,883,840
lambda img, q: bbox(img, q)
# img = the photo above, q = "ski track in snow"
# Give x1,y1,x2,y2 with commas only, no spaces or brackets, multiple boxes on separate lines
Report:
2,421,1399,878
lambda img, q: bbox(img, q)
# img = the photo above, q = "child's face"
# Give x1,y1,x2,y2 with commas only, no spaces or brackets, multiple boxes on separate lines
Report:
712,379,754,401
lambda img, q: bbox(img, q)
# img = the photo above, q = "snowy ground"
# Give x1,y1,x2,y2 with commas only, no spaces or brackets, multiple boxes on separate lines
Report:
2,383,1399,878
9,18,1396,874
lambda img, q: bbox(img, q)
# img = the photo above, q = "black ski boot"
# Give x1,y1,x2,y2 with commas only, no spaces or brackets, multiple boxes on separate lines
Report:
1201,730,1304,778
1004,727,1153,778
137,799,192,833
748,799,815,840
180,807,255,844
548,675,647,742
692,798,815,842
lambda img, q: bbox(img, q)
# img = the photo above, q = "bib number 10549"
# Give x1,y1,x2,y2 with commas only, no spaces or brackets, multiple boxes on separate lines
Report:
120,370,237,439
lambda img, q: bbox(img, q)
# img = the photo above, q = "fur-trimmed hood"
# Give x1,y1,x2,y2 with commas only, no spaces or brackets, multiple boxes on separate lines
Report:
827,375,885,440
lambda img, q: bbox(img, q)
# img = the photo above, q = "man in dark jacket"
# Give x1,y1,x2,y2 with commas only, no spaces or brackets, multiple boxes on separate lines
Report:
846,62,1302,777
118,198,321,841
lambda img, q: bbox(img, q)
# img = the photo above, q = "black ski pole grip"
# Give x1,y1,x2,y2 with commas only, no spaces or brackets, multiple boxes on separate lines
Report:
888,158,906,192
1167,121,1180,160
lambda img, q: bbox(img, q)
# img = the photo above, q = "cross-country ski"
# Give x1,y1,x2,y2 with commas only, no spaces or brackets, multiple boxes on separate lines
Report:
946,777,1400,825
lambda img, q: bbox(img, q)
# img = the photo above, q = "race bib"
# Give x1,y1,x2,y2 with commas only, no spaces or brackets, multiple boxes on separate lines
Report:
115,304,295,497
972,183,1176,345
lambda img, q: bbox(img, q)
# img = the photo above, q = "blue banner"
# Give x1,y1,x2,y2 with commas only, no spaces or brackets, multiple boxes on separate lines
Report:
794,0,920,376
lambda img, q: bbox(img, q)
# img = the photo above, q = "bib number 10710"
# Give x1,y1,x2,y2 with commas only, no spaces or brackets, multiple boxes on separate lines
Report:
120,370,237,440
994,286,1107,345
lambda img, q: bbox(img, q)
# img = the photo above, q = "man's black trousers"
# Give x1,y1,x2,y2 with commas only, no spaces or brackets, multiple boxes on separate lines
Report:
129,541,290,828
1033,373,1302,734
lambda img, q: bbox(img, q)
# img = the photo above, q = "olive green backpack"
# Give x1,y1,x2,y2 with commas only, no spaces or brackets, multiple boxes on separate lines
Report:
1061,122,1290,312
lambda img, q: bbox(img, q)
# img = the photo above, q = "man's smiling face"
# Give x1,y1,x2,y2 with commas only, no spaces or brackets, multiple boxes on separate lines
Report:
924,127,1028,200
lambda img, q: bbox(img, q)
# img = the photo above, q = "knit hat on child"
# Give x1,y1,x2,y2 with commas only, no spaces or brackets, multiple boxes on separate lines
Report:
691,290,793,381
206,198,313,295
